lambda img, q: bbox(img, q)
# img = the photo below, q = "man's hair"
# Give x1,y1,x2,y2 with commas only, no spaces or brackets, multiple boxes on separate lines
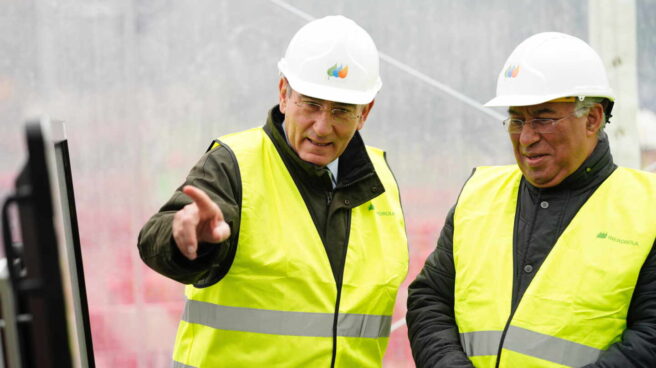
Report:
575,97,607,136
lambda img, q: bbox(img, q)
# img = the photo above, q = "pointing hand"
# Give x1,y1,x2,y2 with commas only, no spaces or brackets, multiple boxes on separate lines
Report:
172,185,231,260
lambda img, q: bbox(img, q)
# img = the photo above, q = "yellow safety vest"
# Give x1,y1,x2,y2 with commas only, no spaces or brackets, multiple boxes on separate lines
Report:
453,165,656,368
172,128,408,367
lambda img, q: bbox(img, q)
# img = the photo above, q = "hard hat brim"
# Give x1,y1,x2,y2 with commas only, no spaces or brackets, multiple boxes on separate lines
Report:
484,92,615,107
279,60,381,105
484,94,562,107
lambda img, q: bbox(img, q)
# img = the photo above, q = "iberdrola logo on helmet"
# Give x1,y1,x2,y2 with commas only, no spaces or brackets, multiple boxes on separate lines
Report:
327,64,349,79
504,64,520,78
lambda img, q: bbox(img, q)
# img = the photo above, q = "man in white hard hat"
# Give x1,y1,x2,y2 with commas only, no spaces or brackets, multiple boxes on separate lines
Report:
407,32,656,367
138,15,408,367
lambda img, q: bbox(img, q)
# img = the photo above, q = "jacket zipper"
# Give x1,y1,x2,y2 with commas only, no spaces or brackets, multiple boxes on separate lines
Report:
331,282,342,368
326,190,333,206
330,206,352,368
494,309,517,368
328,168,372,367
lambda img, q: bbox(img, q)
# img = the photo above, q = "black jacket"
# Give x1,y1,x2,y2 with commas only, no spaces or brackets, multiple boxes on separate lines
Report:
406,135,656,367
137,105,385,289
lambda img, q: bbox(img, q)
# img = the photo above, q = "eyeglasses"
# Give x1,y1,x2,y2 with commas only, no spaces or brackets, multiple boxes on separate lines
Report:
503,108,587,134
293,97,361,123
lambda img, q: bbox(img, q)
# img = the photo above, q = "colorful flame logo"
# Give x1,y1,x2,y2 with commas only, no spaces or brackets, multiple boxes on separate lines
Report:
504,64,520,78
327,64,349,79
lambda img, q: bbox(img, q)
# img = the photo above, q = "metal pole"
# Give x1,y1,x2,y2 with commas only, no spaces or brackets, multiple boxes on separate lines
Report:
0,259,23,368
588,0,641,168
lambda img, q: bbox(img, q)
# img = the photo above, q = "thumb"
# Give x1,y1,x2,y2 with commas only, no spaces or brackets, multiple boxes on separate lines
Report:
209,220,231,243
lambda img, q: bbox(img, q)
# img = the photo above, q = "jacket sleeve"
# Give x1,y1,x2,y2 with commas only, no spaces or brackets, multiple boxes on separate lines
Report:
584,239,656,368
406,206,474,368
137,143,241,286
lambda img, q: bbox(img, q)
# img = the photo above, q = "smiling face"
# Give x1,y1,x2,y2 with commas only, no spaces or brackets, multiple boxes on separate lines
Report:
508,101,603,188
278,78,374,166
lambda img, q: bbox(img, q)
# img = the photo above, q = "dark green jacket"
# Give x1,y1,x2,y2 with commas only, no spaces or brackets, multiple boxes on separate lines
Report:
138,105,389,289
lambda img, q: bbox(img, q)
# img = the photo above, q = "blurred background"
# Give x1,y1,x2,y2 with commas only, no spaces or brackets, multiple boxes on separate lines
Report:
1,0,654,366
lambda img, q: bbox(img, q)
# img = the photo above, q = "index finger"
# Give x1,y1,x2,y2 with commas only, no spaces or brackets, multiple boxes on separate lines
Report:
182,185,223,219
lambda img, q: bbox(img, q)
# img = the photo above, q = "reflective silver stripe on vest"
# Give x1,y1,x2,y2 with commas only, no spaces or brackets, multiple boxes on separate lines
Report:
171,360,196,368
504,325,603,367
461,327,604,365
183,299,391,338
460,330,503,356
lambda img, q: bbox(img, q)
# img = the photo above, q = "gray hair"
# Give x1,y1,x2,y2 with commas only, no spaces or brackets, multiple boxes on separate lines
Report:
575,97,607,135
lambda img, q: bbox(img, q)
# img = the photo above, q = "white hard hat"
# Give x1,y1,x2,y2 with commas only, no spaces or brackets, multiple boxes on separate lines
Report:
278,15,382,104
485,32,615,107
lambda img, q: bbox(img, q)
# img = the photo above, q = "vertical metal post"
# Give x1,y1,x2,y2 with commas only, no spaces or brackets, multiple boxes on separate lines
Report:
588,0,641,168
0,259,23,368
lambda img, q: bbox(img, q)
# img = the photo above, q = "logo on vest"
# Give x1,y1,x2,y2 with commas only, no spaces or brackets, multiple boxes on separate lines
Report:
596,232,639,246
367,203,395,217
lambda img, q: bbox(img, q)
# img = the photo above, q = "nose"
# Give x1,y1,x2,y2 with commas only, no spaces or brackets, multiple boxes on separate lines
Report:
518,122,541,147
312,111,333,136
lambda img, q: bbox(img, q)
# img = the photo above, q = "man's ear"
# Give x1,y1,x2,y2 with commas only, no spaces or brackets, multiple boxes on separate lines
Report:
356,99,376,130
279,78,289,114
586,103,604,136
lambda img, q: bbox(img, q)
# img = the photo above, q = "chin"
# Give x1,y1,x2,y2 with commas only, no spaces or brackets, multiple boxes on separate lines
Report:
527,174,561,188
522,170,547,187
301,155,328,166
